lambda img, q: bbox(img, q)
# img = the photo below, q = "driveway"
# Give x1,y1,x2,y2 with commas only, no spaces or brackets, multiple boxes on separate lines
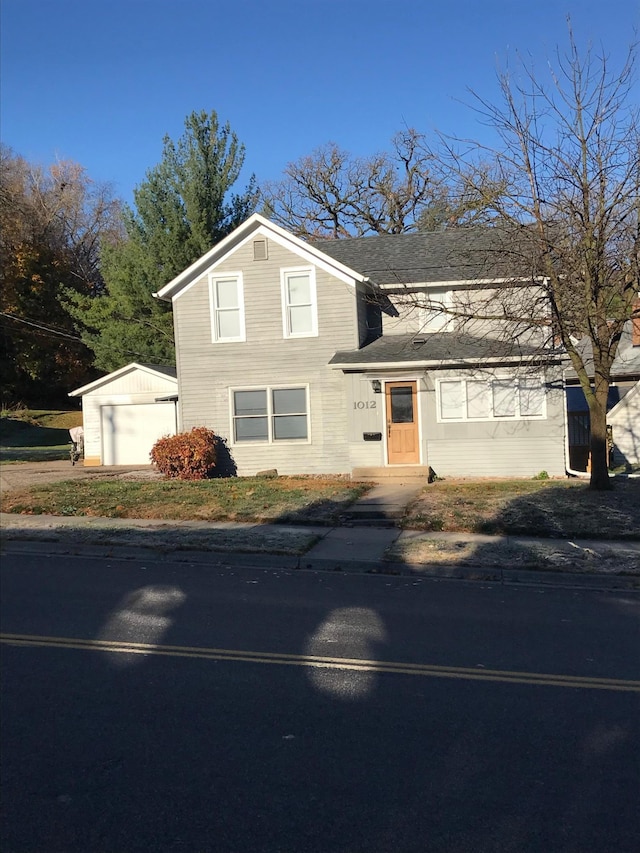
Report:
0,461,157,495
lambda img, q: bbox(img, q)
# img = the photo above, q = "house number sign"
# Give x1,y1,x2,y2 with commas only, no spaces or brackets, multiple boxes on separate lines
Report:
353,401,377,409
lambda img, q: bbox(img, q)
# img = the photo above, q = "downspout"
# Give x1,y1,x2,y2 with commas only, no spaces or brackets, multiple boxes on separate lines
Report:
562,375,590,479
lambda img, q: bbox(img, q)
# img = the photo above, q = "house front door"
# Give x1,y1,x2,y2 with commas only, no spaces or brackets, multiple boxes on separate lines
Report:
385,381,420,465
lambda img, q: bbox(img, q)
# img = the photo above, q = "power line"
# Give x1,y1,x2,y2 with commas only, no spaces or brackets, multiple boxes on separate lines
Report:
0,311,83,342
0,312,174,365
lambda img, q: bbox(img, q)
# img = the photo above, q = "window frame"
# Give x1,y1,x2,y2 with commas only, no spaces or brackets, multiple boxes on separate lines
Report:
436,376,547,423
208,271,246,343
280,266,318,339
418,287,454,333
230,384,311,445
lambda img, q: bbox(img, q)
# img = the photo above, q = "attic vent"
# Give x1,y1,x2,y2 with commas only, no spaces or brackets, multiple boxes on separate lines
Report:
253,239,268,261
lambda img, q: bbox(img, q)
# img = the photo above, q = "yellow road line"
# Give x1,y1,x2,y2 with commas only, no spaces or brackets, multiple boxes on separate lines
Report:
2,632,639,692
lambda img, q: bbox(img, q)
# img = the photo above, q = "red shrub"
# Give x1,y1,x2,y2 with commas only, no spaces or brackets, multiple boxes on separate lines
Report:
150,427,218,480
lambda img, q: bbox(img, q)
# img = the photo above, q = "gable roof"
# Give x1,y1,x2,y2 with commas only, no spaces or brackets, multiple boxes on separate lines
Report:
564,322,640,383
330,332,552,369
312,227,538,286
607,380,640,421
69,362,177,397
156,213,368,301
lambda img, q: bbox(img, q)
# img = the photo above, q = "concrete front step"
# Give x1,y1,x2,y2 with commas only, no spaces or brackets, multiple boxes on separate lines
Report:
351,466,431,480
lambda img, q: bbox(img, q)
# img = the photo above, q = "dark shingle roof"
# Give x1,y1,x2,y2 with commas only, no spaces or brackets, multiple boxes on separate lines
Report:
564,323,640,382
312,228,535,285
330,333,545,367
140,363,177,379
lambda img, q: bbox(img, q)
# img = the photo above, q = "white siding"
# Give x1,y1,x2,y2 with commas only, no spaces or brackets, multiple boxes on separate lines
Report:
173,238,359,475
609,383,640,466
424,367,566,477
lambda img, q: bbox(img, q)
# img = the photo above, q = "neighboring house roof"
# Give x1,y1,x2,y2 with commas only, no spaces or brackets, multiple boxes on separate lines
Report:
564,323,640,383
156,213,368,301
607,379,640,422
312,227,536,286
69,362,177,397
330,332,550,370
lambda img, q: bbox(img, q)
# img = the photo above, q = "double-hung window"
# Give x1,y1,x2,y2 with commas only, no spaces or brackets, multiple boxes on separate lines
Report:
419,287,453,333
281,268,317,338
232,386,309,443
209,273,245,342
438,377,546,421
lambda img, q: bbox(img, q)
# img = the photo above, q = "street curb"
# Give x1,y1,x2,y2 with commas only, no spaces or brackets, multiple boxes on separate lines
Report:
2,537,638,592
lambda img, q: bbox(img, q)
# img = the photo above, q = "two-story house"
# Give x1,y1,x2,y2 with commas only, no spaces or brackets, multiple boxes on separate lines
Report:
150,213,567,478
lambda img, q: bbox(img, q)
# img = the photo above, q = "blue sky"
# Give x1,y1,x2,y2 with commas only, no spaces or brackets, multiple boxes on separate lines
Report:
2,0,638,206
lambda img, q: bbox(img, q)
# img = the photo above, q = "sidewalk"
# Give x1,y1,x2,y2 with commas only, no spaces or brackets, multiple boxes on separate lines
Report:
1,464,638,589
1,510,638,590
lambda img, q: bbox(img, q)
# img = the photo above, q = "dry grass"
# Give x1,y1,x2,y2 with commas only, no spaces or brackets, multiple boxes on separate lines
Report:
386,535,640,575
403,478,640,540
0,475,370,525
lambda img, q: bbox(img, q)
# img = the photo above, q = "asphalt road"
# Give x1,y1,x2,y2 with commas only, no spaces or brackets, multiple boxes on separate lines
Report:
1,550,639,852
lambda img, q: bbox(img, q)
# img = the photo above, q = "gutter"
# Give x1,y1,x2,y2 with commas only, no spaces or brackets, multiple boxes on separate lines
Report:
330,355,562,371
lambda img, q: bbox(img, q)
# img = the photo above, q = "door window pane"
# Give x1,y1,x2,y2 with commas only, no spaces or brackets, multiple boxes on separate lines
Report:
390,386,414,423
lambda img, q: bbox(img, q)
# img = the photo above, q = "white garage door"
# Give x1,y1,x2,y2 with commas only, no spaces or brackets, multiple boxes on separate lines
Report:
101,403,177,465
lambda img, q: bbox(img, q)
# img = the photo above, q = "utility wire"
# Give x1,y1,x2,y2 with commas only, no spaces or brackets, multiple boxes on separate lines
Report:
0,312,174,365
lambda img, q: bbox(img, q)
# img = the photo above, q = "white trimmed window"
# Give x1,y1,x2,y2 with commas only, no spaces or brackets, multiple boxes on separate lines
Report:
438,377,546,421
281,267,318,338
232,386,309,443
419,287,453,332
209,273,245,342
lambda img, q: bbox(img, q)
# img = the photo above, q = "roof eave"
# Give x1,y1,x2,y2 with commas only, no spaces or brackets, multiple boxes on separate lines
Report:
330,354,558,371
155,213,368,301
68,362,178,397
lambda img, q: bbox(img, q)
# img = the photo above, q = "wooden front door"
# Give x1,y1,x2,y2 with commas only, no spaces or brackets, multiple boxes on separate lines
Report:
385,381,420,464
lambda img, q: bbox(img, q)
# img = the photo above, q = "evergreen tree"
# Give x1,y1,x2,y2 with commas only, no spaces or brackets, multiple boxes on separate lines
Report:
72,111,258,371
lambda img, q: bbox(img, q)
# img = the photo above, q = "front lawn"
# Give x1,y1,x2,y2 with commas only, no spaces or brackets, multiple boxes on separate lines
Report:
0,476,371,525
403,478,640,540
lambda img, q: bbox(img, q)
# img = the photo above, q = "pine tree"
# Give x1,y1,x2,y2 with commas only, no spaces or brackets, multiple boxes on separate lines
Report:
73,110,258,371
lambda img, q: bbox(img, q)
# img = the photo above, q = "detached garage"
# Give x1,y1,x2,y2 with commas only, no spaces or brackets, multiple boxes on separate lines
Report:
69,363,178,466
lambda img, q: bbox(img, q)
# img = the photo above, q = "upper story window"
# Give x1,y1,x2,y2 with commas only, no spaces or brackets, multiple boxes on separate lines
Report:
281,267,318,338
437,376,546,422
419,287,453,333
209,273,245,343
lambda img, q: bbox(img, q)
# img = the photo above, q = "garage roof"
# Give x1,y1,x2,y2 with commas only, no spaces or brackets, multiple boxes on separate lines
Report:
69,362,177,397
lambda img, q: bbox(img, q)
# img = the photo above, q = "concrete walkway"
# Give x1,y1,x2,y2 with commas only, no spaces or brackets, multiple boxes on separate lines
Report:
1,463,638,589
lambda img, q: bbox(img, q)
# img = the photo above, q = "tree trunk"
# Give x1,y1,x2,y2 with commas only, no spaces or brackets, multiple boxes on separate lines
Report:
588,388,612,490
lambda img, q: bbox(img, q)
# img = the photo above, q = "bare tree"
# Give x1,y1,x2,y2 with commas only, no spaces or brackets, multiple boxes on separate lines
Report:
424,30,639,490
263,130,497,239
